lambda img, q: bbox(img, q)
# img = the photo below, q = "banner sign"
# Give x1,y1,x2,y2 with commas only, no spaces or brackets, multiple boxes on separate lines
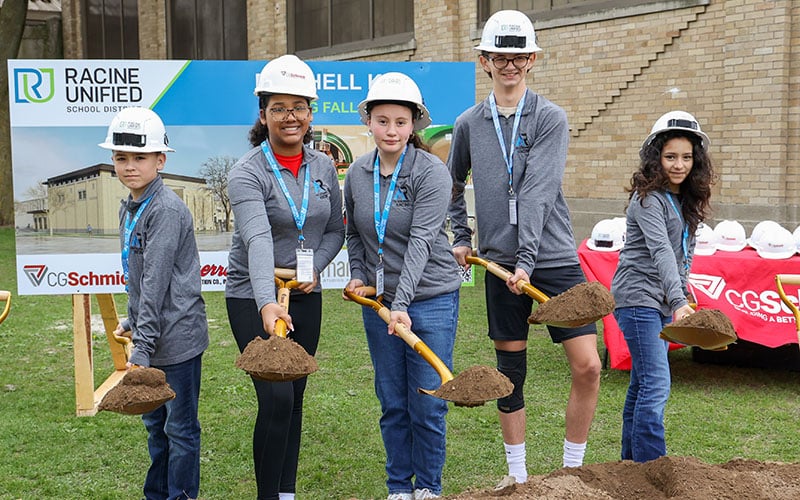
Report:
9,59,475,295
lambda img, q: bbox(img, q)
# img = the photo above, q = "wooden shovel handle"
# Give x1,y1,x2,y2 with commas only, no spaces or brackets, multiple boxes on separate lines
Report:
344,287,454,384
464,255,550,303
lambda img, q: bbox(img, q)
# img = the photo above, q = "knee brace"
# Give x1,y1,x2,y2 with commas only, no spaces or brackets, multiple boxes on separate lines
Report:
495,348,527,413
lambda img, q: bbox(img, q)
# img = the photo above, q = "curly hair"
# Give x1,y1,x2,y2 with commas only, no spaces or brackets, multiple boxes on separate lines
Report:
628,129,716,234
248,94,313,148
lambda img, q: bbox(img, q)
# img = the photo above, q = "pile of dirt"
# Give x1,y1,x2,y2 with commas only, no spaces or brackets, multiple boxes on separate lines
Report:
443,456,800,499
236,335,318,382
430,365,514,407
528,281,615,326
99,367,175,415
660,309,737,350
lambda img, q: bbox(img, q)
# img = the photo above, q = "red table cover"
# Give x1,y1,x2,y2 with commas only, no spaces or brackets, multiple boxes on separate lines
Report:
577,239,800,370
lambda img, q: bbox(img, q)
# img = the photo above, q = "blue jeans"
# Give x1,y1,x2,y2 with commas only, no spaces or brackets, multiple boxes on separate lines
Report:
613,307,670,463
362,290,459,496
142,354,203,500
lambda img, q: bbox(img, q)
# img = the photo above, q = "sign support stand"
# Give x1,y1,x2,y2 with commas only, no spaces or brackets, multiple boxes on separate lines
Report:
73,293,130,416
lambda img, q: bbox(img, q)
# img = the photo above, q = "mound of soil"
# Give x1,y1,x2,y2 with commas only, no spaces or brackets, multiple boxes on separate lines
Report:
528,281,615,327
430,365,514,407
99,367,175,415
236,335,318,382
660,309,737,350
443,456,800,499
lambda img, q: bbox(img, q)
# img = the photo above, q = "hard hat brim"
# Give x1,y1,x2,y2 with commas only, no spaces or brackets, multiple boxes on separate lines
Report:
98,141,175,153
641,127,710,152
473,43,542,54
357,98,432,131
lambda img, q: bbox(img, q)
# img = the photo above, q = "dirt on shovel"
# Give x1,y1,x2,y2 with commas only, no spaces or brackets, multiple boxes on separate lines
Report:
528,281,615,327
660,308,737,351
99,367,176,415
430,365,514,408
236,335,319,382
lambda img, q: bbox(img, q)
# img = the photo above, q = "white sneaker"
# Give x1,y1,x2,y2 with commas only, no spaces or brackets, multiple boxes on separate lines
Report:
414,488,440,499
387,493,413,500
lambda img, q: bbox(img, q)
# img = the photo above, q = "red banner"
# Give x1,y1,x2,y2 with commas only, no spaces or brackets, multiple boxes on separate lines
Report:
577,240,800,370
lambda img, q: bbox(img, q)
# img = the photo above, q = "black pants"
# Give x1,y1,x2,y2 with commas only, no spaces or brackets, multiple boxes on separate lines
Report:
227,292,322,500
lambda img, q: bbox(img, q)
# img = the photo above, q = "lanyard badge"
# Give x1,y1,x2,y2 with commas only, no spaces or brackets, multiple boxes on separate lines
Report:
373,146,408,297
121,196,152,292
261,141,315,282
489,90,527,226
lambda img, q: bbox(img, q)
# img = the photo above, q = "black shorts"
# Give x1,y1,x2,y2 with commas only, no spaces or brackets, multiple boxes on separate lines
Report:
485,263,597,343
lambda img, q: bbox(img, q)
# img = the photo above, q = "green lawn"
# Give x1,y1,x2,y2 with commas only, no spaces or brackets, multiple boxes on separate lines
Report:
0,226,798,499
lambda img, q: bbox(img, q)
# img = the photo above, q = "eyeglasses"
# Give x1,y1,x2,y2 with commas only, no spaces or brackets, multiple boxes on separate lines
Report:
487,55,531,70
268,105,311,121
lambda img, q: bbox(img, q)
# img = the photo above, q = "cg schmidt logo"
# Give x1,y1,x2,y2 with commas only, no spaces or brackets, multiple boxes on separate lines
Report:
23,264,48,286
688,273,726,300
14,68,55,103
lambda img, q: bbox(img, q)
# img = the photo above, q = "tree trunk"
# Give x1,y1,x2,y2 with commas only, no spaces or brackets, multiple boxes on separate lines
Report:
0,0,29,226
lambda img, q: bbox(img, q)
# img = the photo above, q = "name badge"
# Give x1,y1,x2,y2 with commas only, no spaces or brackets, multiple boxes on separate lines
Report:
376,261,385,298
508,197,518,226
296,248,315,283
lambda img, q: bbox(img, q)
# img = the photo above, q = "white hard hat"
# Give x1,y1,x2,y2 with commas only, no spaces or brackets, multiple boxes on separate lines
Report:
792,225,800,252
358,72,431,131
756,226,796,260
254,55,318,100
98,107,175,153
642,110,710,152
587,219,624,252
612,217,627,240
713,220,746,252
747,220,784,250
475,10,542,54
694,222,718,256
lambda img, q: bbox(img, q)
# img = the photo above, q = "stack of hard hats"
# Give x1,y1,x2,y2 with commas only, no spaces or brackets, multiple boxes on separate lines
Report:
713,220,747,252
694,222,718,256
587,218,624,252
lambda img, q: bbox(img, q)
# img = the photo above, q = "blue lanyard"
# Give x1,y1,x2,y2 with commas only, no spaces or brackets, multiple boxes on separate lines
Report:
261,141,310,246
121,196,152,290
373,146,407,258
665,191,689,272
489,90,526,195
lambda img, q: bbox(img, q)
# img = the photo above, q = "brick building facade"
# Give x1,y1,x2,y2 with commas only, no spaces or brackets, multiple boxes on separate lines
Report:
58,0,800,238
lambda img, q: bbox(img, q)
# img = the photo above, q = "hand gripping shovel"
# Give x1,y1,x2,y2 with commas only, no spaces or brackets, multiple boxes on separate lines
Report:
235,268,319,382
464,255,615,328
344,286,512,407
775,274,800,352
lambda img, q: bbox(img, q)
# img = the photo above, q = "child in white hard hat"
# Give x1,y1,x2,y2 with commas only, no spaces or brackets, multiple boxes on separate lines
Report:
447,9,600,481
343,72,459,500
99,106,209,499
610,110,716,463
225,55,344,500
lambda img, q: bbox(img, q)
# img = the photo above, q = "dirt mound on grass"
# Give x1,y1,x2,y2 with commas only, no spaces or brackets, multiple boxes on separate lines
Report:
528,281,614,326
442,456,800,499
236,335,318,382
99,367,175,415
430,365,514,407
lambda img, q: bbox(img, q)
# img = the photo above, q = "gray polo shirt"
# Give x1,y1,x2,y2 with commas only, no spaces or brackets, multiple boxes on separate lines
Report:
448,90,579,276
611,190,694,316
226,145,345,312
344,145,461,311
119,175,209,367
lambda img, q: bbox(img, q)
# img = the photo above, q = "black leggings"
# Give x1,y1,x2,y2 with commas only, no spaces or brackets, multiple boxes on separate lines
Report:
227,293,322,500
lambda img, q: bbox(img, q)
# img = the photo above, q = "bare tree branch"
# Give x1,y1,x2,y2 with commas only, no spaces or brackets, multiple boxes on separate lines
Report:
199,156,236,231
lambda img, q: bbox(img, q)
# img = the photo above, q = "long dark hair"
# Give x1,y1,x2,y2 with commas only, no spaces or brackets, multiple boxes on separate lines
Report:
365,100,431,152
248,94,314,148
628,130,716,233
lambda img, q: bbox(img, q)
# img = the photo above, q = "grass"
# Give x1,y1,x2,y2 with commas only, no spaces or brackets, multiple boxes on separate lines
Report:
0,226,798,498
